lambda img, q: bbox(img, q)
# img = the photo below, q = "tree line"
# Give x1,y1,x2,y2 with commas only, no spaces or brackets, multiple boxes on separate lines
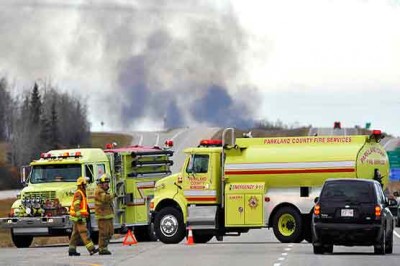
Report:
0,78,91,188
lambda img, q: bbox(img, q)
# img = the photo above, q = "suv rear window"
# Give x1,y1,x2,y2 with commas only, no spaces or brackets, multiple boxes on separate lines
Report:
320,181,375,203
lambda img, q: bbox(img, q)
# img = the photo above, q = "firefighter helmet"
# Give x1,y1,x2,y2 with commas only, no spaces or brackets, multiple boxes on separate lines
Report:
98,173,111,183
76,176,87,186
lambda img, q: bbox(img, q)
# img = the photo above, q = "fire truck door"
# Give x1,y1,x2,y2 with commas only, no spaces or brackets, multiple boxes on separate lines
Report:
183,154,216,203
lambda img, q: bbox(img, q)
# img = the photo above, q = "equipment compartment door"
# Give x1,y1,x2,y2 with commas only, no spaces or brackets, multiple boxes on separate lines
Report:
244,194,263,225
225,194,245,226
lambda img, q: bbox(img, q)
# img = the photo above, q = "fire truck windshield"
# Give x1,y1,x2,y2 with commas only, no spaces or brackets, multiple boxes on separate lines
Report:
30,164,81,184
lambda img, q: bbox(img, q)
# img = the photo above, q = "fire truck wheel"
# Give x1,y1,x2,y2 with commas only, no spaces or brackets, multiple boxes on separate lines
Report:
272,206,303,243
134,224,157,242
154,207,186,244
192,231,214,243
11,230,33,248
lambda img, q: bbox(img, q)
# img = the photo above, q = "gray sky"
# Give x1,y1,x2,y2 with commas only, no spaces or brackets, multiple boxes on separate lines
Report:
1,0,400,136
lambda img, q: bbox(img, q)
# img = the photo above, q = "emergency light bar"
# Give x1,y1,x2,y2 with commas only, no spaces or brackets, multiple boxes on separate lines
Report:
105,142,118,149
370,129,384,143
372,129,382,135
199,139,223,147
164,140,174,148
40,152,83,159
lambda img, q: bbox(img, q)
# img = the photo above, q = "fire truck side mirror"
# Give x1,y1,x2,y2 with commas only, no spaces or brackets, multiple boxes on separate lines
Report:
20,166,30,187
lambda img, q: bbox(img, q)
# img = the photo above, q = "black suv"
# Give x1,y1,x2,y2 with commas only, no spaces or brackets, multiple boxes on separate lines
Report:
312,179,396,255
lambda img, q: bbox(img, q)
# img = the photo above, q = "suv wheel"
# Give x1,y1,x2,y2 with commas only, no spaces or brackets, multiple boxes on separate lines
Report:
313,244,325,254
374,228,386,255
325,244,333,253
385,229,393,254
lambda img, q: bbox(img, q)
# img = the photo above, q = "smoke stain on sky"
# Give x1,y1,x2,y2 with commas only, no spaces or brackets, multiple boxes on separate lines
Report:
1,1,400,135
0,0,260,130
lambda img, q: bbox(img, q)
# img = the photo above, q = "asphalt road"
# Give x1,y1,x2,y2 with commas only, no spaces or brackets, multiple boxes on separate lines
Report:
0,228,400,266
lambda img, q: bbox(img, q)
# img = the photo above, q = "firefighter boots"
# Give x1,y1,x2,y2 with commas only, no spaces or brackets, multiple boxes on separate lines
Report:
99,249,112,255
68,250,81,256
89,248,99,256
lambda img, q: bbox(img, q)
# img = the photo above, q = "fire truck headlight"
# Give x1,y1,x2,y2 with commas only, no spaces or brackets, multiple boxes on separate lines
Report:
25,207,31,215
7,219,12,224
48,218,54,223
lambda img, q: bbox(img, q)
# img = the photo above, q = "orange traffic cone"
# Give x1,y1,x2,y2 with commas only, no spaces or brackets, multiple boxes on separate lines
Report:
186,226,194,245
123,229,138,246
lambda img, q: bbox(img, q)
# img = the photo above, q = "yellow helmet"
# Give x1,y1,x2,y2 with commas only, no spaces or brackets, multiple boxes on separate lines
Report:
76,176,87,186
98,173,111,184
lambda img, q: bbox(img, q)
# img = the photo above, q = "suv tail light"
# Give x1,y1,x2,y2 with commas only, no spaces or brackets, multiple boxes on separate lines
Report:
314,204,320,215
375,205,382,217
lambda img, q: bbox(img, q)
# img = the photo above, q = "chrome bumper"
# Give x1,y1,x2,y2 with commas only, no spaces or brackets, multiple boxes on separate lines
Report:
0,215,72,230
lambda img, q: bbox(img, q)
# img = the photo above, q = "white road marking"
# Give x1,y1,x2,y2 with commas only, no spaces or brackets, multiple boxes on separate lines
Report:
171,128,188,140
273,244,291,266
394,230,400,239
138,134,143,146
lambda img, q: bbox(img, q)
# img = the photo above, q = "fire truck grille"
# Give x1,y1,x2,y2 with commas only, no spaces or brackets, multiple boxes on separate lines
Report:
24,191,56,200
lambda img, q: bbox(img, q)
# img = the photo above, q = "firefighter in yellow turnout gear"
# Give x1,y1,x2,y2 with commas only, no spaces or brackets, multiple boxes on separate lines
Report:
68,177,99,256
95,174,115,255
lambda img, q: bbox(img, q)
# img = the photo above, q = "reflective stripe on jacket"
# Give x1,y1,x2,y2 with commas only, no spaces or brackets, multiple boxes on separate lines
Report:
70,189,89,218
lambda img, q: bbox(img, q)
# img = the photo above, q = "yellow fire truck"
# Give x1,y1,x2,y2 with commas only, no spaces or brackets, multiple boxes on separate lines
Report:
150,128,389,244
0,143,173,248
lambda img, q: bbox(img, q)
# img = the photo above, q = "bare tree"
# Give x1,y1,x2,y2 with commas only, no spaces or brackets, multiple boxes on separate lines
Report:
0,78,12,141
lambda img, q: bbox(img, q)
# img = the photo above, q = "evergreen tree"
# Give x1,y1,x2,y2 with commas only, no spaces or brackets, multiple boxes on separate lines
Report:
30,83,42,125
50,102,60,148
